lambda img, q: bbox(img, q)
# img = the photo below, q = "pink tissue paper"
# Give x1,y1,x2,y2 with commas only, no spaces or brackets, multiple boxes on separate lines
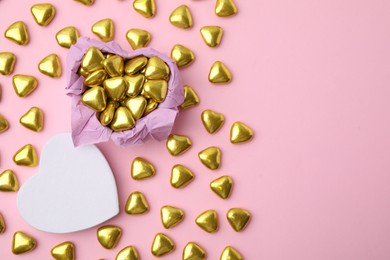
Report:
65,37,184,147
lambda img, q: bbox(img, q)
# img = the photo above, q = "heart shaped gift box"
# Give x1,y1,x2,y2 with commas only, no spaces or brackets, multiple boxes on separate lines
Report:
66,37,184,147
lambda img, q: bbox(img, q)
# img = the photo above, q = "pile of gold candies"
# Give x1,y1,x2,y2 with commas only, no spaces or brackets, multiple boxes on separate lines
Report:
79,47,171,132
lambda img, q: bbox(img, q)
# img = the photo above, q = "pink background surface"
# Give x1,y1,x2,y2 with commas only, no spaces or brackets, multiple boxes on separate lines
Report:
1,0,390,259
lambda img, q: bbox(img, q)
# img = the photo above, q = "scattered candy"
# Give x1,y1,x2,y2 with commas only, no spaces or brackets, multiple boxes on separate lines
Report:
31,3,55,26
169,5,193,29
0,170,19,192
97,225,122,249
92,18,114,42
200,26,223,48
0,114,9,133
12,74,38,97
126,28,151,50
160,205,184,229
195,209,218,233
208,61,232,84
20,107,44,132
151,233,175,257
56,26,80,48
125,191,149,214
166,134,192,156
220,246,243,260
12,231,36,255
133,0,156,18
180,85,199,109
0,213,5,233
4,21,29,45
131,157,155,180
171,44,195,69
81,87,107,112
198,146,221,170
38,54,62,78
13,144,38,167
215,0,238,17
183,242,206,260
74,0,94,5
0,52,16,75
201,109,225,134
230,122,254,144
227,208,251,232
116,246,139,260
210,175,233,199
170,164,194,188
51,241,75,260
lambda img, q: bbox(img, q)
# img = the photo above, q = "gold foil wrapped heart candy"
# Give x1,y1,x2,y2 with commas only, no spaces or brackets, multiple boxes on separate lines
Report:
0,52,16,75
12,231,36,255
4,21,29,45
51,241,75,260
97,225,122,249
151,233,175,257
31,3,56,26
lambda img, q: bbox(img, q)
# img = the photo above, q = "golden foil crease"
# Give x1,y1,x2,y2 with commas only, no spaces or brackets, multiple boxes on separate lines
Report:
13,144,38,167
0,213,5,233
170,164,194,189
97,225,122,249
81,47,105,72
103,55,124,77
145,56,170,80
125,191,149,214
74,0,94,5
209,61,232,84
171,44,195,69
51,241,75,260
169,5,193,29
85,69,107,86
183,242,206,260
151,233,175,257
12,74,38,98
201,109,225,134
131,157,155,180
198,146,221,170
92,18,114,42
82,87,107,112
144,99,158,115
0,170,19,192
111,106,135,132
99,102,117,126
31,3,55,26
143,80,168,103
200,26,223,48
180,85,199,109
166,134,192,156
12,231,36,255
133,0,156,18
220,246,243,260
0,114,9,133
104,77,127,101
126,29,151,50
20,107,44,132
0,52,16,75
116,246,139,260
160,205,184,229
215,0,238,17
56,26,80,48
125,57,148,75
210,176,233,199
4,21,29,45
195,210,218,233
38,54,62,78
227,208,251,232
230,121,254,144
124,74,145,97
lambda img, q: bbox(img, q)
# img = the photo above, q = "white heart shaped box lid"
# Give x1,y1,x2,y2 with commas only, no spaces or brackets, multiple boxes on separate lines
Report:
17,133,119,233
